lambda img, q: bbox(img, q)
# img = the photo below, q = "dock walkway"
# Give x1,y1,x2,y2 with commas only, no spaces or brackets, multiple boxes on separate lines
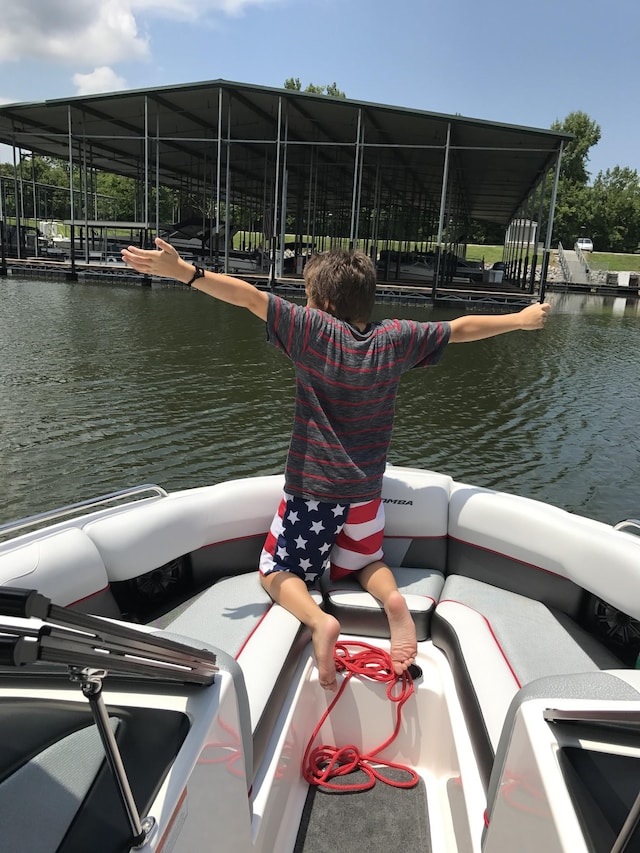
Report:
13,255,639,304
1,257,538,309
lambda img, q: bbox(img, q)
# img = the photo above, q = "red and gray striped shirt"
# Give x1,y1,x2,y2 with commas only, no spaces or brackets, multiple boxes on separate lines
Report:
266,293,450,502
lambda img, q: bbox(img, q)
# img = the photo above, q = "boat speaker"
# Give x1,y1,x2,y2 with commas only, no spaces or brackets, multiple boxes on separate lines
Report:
128,556,190,610
592,597,640,665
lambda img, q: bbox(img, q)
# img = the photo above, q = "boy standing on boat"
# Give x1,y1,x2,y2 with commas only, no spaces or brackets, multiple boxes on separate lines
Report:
122,239,549,691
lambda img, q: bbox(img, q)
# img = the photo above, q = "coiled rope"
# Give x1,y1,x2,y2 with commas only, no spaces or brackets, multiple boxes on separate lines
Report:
302,640,419,792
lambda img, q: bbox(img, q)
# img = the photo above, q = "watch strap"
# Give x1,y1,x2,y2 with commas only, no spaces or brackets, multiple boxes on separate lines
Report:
186,264,205,286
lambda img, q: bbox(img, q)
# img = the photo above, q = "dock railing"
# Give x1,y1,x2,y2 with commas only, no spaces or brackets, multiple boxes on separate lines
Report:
557,243,572,283
573,242,592,283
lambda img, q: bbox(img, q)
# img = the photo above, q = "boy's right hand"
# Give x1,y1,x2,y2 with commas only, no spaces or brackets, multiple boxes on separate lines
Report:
519,302,550,330
121,237,192,282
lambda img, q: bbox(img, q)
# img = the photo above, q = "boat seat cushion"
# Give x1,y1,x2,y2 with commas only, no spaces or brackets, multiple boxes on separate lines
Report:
0,701,188,853
432,574,625,790
149,572,273,658
447,482,640,622
0,714,118,853
82,475,284,583
0,529,119,616
320,567,445,640
149,572,318,782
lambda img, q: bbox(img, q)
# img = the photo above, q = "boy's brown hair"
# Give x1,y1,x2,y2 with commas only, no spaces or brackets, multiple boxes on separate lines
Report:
304,249,377,324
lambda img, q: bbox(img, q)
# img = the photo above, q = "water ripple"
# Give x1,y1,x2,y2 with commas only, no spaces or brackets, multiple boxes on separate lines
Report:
2,282,639,525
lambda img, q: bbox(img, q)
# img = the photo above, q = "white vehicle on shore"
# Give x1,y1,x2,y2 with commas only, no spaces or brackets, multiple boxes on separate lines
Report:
575,237,593,253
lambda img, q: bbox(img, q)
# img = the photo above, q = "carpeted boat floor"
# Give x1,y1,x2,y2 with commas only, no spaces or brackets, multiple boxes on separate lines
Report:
293,768,431,853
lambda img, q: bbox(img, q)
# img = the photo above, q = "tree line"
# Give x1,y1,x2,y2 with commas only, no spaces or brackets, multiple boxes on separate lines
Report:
546,112,640,254
1,105,638,253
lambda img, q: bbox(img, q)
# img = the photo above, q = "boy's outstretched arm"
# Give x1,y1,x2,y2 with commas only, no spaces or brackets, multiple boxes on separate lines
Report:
121,238,268,320
449,302,550,343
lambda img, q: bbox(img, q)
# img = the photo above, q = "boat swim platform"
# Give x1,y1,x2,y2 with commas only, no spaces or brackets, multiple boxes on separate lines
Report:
1,256,538,308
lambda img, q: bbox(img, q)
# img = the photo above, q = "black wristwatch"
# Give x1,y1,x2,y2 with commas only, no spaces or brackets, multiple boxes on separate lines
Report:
186,264,205,286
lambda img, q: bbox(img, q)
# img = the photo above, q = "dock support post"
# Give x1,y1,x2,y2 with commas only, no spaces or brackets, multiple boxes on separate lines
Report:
66,223,78,281
270,96,283,288
0,177,6,276
432,122,451,303
349,109,363,249
539,141,563,303
66,106,78,281
0,220,6,276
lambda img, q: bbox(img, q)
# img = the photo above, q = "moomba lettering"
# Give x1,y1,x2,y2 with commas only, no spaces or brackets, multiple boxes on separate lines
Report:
382,498,414,505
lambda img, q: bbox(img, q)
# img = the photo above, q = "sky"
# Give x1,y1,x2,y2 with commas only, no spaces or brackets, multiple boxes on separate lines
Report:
0,0,638,181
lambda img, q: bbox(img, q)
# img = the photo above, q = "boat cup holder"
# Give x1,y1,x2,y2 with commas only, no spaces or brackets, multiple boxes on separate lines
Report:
407,663,423,681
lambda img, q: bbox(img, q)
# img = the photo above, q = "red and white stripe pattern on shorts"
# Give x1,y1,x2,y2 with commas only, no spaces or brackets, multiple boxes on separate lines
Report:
329,498,385,580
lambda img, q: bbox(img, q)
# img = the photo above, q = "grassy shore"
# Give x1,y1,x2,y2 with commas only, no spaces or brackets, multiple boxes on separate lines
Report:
584,252,640,272
467,244,640,272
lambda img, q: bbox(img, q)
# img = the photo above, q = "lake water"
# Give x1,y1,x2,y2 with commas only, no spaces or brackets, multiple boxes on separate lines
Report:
1,277,639,527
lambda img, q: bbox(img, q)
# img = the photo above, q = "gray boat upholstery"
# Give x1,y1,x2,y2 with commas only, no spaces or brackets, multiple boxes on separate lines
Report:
80,468,454,785
0,698,189,853
432,575,625,791
319,467,451,640
148,572,315,784
433,482,640,794
0,714,118,853
320,567,444,641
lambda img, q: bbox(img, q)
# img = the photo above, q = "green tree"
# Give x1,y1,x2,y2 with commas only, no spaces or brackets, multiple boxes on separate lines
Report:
548,112,601,245
591,167,640,253
95,172,136,220
551,181,592,248
284,78,346,98
325,82,346,98
551,111,601,185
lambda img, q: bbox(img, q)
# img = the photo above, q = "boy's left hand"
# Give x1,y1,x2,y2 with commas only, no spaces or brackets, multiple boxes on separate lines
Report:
519,302,550,330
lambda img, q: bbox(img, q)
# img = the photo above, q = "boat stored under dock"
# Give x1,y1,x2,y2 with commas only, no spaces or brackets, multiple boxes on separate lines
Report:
1,257,538,309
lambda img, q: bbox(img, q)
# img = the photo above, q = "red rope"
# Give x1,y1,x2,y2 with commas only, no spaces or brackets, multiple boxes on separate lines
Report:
302,640,419,791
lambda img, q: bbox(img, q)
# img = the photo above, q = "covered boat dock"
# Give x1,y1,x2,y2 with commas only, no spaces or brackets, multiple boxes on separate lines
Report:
0,79,570,303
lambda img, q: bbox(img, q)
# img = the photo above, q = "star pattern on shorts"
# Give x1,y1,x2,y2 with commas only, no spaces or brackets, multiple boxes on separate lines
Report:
270,495,353,584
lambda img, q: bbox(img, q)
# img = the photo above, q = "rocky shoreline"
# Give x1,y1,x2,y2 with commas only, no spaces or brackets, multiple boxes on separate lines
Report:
545,251,639,287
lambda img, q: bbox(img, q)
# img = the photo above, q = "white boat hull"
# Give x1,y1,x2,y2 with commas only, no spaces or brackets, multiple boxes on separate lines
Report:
1,467,639,852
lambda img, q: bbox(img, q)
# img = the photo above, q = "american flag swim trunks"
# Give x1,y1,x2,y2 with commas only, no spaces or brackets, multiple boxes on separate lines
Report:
259,493,385,585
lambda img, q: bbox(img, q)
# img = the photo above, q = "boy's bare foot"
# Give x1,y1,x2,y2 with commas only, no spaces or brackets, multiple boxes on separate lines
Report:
312,613,341,691
385,590,417,675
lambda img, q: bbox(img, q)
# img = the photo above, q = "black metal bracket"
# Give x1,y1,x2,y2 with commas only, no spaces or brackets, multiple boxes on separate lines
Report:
0,586,218,684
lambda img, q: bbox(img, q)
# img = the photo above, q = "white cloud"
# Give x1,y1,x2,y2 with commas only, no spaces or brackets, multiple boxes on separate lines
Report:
0,0,283,66
73,67,128,96
0,0,149,65
130,0,281,19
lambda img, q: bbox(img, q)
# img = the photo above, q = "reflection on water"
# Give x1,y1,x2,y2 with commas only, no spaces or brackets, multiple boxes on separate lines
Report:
1,279,639,526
